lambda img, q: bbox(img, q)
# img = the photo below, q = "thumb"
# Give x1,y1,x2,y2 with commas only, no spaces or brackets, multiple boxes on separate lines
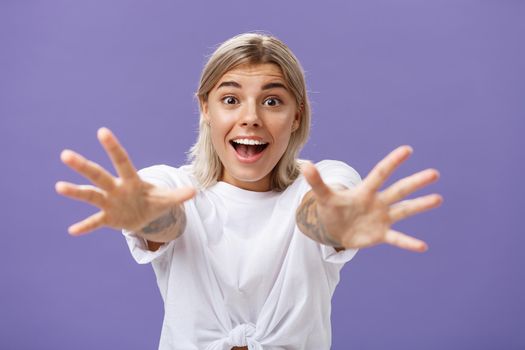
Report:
162,186,197,206
301,161,333,204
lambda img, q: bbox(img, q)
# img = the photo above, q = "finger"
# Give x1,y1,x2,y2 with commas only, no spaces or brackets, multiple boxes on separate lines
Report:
55,181,106,208
97,127,138,180
68,211,106,236
361,145,413,193
60,150,116,191
384,229,428,253
389,194,443,222
300,161,333,204
380,168,440,204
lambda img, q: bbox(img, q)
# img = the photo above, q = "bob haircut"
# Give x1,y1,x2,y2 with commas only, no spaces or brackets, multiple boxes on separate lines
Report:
187,32,311,191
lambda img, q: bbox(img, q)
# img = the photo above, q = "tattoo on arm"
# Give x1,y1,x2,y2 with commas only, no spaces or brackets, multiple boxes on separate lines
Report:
296,194,342,248
139,205,186,240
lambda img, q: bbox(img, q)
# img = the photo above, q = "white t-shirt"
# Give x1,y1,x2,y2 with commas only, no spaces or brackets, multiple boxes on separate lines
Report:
123,160,361,350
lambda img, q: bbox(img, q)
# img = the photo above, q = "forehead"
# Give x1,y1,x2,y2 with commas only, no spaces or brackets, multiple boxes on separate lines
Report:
218,63,285,82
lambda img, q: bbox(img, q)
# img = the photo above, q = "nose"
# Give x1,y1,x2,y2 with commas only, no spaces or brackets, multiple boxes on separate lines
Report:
239,101,261,127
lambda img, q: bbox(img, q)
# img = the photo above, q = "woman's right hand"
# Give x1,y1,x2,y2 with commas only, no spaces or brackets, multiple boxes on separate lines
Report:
55,127,196,236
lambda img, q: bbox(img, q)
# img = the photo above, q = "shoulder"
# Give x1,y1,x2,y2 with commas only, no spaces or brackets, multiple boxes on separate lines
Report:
313,159,362,187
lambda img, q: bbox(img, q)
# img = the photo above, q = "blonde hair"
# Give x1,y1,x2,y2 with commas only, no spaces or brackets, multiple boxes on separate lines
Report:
187,32,311,191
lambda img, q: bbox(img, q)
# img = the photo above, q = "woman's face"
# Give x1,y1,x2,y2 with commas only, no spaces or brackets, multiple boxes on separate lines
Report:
202,63,300,192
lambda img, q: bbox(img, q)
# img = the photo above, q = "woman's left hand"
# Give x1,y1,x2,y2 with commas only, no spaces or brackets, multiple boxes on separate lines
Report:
301,145,443,253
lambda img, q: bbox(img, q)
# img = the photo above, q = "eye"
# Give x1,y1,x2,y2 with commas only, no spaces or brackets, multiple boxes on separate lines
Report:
221,96,238,105
263,97,282,107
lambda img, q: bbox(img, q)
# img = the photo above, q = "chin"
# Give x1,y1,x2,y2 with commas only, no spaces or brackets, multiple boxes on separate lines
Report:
231,169,269,183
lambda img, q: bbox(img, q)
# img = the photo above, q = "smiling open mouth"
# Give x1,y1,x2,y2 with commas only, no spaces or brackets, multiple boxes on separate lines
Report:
229,140,269,158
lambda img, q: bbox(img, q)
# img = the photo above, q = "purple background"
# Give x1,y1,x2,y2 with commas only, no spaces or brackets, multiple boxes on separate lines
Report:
1,0,523,349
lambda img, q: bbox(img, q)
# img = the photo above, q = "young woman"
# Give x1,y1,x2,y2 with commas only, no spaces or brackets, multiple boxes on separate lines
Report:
56,33,442,350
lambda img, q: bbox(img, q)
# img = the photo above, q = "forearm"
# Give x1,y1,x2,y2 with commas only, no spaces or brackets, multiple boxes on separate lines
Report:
295,190,344,249
135,205,187,244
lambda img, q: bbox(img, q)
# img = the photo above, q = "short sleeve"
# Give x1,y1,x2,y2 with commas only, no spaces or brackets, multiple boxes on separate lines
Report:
121,165,175,265
315,160,362,265
320,245,359,264
122,231,174,264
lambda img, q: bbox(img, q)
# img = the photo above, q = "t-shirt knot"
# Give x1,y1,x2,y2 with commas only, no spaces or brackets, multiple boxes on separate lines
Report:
227,323,256,346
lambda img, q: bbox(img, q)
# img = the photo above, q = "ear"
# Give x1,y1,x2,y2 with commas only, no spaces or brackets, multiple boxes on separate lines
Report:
200,99,210,123
292,105,302,131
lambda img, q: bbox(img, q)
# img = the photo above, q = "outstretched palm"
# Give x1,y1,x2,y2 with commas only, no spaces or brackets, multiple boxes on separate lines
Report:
302,146,443,252
56,128,195,235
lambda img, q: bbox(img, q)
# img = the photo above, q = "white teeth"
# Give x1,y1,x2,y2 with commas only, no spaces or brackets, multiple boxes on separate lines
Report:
232,139,268,145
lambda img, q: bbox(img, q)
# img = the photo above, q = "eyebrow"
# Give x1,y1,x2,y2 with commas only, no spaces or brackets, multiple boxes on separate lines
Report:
216,81,288,91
